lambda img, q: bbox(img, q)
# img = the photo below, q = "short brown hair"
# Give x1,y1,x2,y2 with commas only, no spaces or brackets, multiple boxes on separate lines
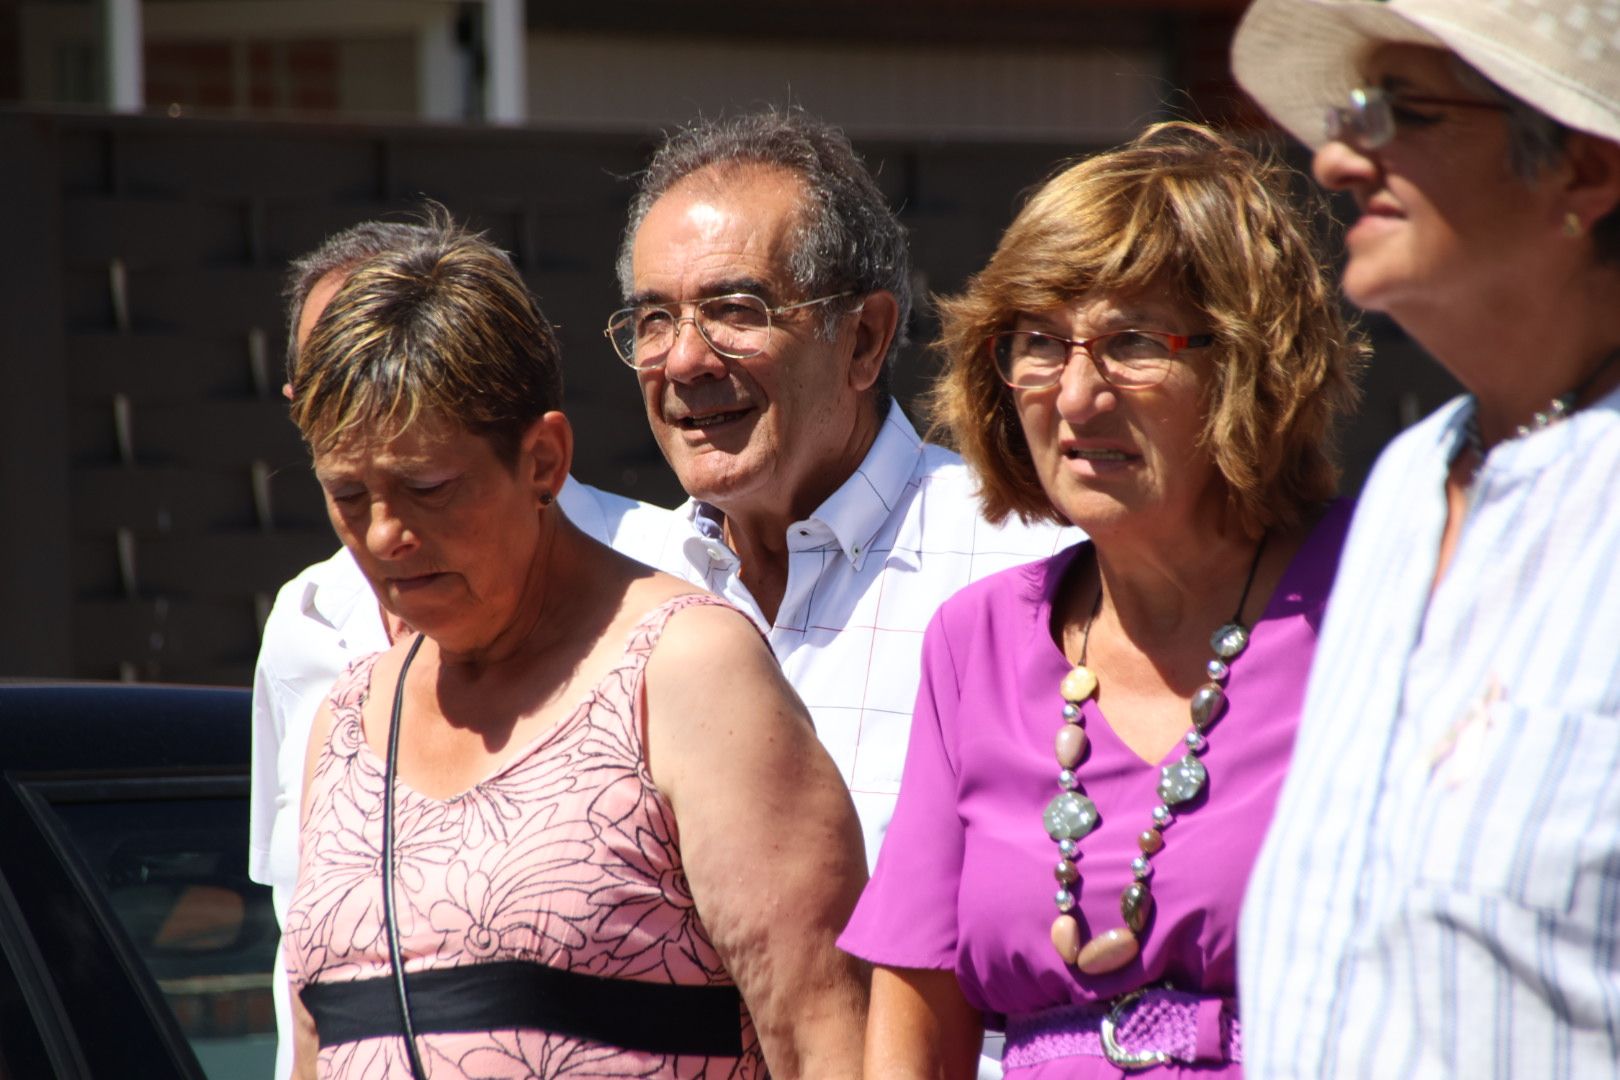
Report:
929,121,1366,537
289,211,563,463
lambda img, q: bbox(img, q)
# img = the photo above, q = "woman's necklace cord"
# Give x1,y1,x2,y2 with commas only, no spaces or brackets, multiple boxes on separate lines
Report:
1045,533,1269,974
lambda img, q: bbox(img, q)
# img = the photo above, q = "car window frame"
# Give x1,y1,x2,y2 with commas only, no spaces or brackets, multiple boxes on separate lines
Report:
2,771,248,1080
0,854,88,1080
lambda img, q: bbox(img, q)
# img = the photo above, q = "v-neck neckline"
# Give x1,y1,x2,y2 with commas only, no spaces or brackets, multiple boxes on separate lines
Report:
1033,514,1327,769
352,646,620,805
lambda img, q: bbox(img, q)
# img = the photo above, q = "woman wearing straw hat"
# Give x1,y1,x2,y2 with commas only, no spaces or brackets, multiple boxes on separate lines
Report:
1230,1,1620,1076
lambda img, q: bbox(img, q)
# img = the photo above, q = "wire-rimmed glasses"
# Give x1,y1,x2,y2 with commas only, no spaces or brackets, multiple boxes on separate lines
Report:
1322,86,1508,150
987,328,1214,391
605,291,854,369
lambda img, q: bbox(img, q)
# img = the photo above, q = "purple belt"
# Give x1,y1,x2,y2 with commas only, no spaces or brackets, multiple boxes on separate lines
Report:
1003,987,1241,1071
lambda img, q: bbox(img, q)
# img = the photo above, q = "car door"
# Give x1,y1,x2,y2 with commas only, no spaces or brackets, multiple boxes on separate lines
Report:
0,685,276,1079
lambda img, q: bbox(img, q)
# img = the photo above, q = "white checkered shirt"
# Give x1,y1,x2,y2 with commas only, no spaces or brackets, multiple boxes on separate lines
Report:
658,403,1080,870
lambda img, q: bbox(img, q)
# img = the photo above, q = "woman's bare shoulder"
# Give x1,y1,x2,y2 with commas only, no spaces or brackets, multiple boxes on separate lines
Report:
627,568,712,605
614,565,746,629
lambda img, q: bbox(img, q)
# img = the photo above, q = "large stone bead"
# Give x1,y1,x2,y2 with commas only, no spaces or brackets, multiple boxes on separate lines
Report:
1060,665,1098,703
1043,791,1099,840
1050,914,1081,965
1075,927,1139,974
1190,682,1225,730
1121,883,1154,934
1055,725,1089,768
1210,622,1250,659
1157,754,1207,805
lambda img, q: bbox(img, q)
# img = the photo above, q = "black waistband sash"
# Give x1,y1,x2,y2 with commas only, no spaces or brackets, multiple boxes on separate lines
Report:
300,959,745,1057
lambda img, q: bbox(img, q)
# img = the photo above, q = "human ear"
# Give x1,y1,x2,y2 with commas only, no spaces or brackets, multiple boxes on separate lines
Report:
519,412,573,505
1558,132,1620,235
847,290,901,394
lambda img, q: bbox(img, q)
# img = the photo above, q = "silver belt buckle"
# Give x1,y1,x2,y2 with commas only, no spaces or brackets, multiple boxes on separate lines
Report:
1099,987,1173,1071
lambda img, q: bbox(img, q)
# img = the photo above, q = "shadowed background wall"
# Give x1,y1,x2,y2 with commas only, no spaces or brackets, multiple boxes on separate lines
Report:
0,1,1459,684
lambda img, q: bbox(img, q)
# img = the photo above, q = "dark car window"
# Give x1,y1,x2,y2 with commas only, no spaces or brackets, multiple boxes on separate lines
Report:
42,791,278,1079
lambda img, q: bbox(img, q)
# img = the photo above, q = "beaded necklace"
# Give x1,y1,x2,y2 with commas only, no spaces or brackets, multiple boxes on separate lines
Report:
1459,345,1620,473
1044,535,1267,974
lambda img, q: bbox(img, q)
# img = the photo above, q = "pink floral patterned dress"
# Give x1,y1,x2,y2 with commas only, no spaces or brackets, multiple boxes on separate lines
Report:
285,593,764,1079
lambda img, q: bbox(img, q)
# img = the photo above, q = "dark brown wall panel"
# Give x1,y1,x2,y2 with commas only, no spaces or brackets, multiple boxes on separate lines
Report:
3,110,1457,685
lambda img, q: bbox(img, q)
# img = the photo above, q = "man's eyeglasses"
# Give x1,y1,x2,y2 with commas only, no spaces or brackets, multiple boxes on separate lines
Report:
987,329,1214,392
1323,86,1508,150
605,291,854,369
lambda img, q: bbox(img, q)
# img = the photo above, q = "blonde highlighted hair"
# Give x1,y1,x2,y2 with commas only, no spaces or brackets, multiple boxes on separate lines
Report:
930,121,1366,536
289,209,563,463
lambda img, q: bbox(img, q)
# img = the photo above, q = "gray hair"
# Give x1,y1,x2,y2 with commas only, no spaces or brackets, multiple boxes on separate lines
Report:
283,220,436,373
1451,59,1620,266
616,108,913,409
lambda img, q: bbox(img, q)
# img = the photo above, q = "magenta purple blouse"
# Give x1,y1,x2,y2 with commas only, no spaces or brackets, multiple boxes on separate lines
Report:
839,501,1352,1078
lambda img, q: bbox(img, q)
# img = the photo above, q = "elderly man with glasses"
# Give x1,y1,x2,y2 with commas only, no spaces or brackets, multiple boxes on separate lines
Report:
612,110,1075,885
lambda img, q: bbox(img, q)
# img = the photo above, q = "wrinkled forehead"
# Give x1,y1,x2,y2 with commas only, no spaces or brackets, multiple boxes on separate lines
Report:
310,427,386,477
666,160,809,214
631,163,811,301
310,406,463,471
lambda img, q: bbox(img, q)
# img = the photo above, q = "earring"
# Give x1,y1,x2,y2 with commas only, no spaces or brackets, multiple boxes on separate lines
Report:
1564,211,1583,238
539,491,554,507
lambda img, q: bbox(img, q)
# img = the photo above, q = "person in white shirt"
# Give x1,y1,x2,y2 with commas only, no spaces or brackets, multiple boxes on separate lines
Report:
249,218,696,1080
612,110,1077,1077
1229,1,1620,1075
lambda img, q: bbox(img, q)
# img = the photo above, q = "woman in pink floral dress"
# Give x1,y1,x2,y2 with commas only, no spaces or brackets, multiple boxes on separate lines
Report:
281,213,868,1079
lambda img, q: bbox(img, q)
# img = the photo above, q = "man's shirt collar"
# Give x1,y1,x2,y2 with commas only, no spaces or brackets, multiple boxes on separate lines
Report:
298,549,382,639
683,402,922,572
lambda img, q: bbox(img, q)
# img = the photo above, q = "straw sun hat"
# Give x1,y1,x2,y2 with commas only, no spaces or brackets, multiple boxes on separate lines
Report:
1231,0,1620,149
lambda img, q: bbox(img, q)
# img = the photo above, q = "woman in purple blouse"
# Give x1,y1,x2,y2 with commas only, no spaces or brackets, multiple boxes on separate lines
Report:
839,123,1366,1077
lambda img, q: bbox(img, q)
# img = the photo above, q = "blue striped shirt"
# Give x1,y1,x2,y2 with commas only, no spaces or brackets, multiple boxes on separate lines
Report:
1240,387,1620,1079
